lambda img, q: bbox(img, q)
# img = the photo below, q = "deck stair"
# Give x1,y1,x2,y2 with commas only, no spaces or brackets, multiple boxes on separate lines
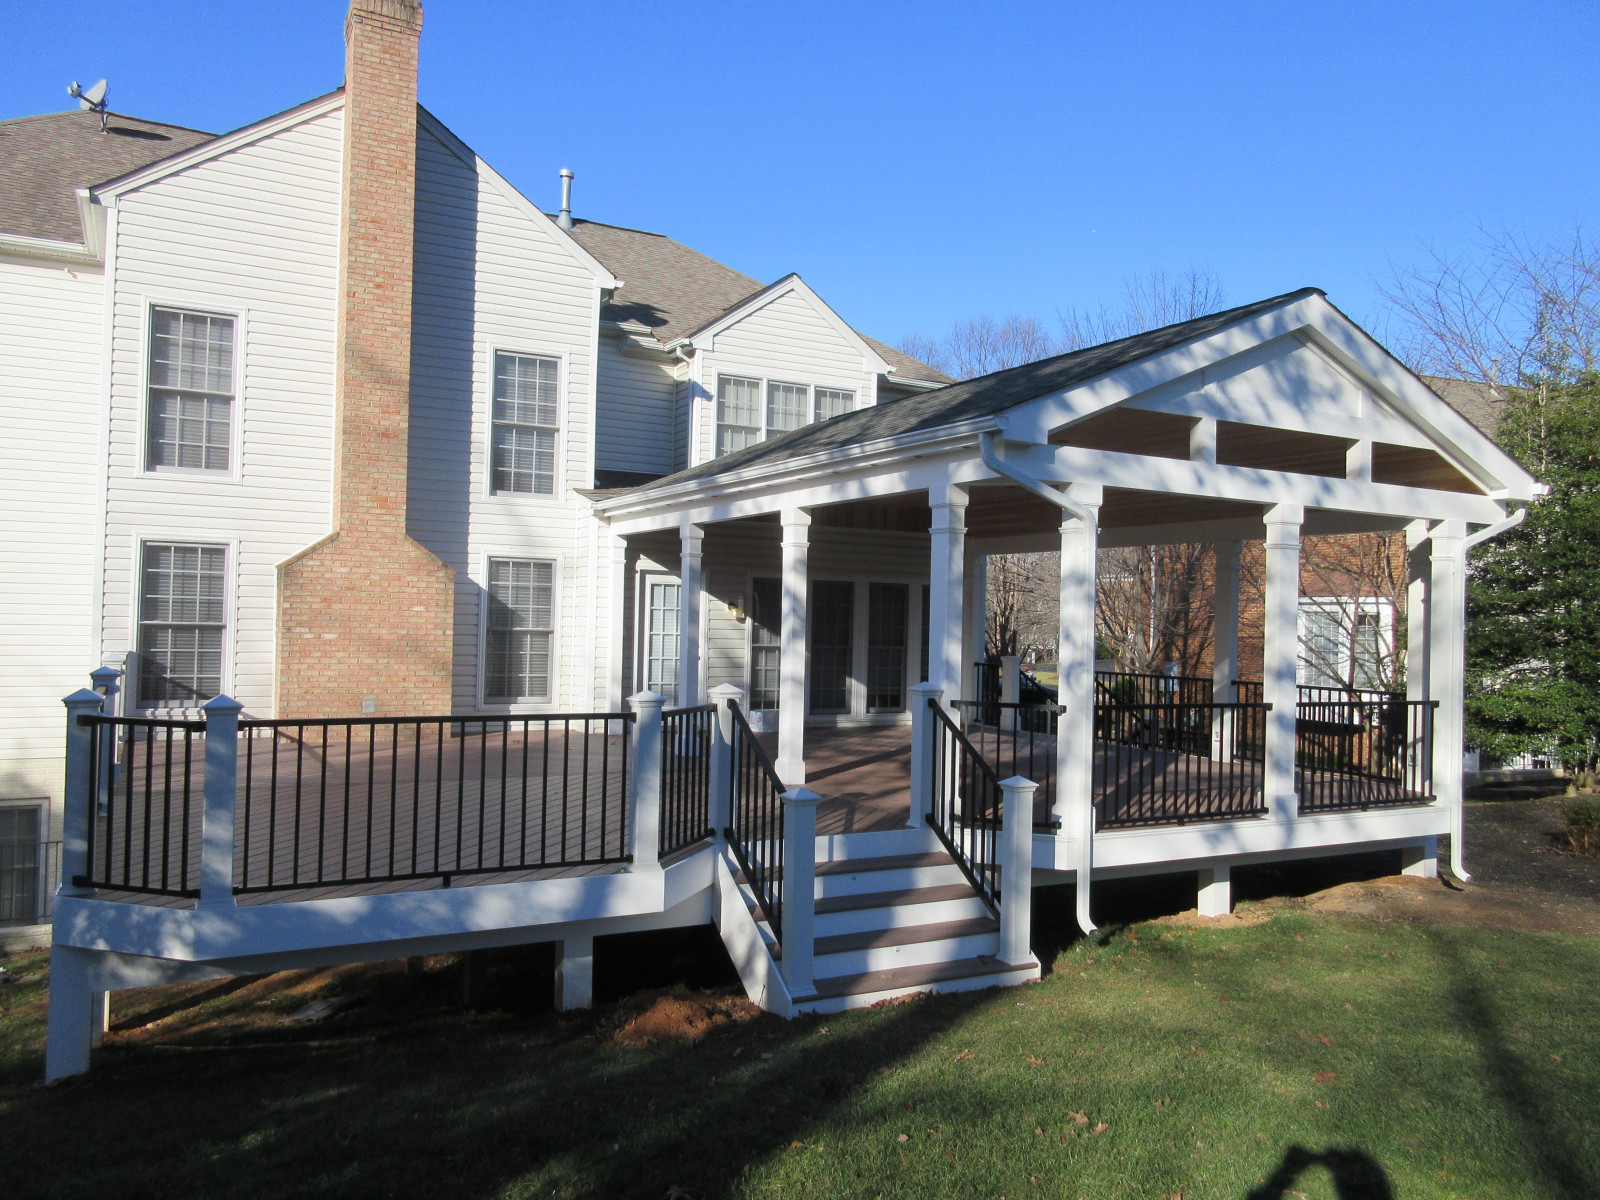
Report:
728,829,1038,1013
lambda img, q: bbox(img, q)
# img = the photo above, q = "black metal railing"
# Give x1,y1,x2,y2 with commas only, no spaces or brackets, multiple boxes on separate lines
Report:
1297,696,1436,812
1,840,61,927
973,659,1003,725
234,714,633,893
952,700,1059,829
927,699,1001,913
1232,680,1402,707
660,704,715,857
1093,701,1271,829
1096,670,1215,707
725,700,784,942
79,714,203,897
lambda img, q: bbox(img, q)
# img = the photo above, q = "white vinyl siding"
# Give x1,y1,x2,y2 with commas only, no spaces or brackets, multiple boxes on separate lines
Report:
491,352,559,495
485,558,554,702
815,386,853,422
146,307,235,472
594,338,678,477
137,542,227,706
716,375,760,457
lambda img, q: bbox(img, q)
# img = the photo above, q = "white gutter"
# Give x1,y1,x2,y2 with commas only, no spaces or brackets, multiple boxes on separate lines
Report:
1464,505,1527,550
978,432,1098,528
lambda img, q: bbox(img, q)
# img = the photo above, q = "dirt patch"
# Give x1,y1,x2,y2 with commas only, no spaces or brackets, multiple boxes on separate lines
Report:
603,987,761,1046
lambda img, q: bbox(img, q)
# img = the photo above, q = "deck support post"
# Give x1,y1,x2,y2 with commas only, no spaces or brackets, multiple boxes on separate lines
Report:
928,484,967,712
907,682,943,829
776,507,810,786
1000,656,1021,732
1197,863,1232,918
628,691,665,871
1401,837,1438,879
1211,540,1242,761
199,694,242,909
1055,485,1101,936
60,689,103,897
998,776,1037,965
1262,505,1303,820
90,992,110,1047
678,519,705,707
555,932,595,1011
779,788,821,997
708,684,743,838
1429,521,1469,880
44,944,96,1082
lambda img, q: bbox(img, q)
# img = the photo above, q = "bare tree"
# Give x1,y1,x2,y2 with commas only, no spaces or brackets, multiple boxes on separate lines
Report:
986,553,1058,662
1058,267,1228,351
1095,544,1214,675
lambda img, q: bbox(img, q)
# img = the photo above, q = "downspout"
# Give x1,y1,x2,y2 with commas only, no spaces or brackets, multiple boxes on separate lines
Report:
1463,505,1526,550
978,432,1099,933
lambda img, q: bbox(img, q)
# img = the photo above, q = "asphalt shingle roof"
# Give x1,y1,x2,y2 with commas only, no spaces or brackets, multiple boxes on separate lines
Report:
632,288,1323,491
0,110,214,242
1423,374,1502,437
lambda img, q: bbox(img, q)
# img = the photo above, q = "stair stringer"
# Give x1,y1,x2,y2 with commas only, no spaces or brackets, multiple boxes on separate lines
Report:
712,848,793,1018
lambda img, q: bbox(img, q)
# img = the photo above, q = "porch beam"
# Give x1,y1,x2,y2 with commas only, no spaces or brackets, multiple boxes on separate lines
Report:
927,484,968,708
776,507,810,786
1262,503,1302,819
1055,483,1101,936
678,520,704,707
1429,520,1468,880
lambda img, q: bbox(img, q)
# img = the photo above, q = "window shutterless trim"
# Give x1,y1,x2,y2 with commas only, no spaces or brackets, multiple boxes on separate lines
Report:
479,554,560,705
137,299,245,480
134,539,231,709
486,345,565,500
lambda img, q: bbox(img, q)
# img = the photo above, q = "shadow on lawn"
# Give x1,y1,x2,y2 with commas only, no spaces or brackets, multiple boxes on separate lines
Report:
1245,1145,1393,1199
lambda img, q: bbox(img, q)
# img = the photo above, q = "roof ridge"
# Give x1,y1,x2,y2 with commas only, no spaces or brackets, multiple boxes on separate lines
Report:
0,109,216,137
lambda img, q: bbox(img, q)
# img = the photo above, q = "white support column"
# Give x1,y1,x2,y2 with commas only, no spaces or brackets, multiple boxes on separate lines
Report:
999,655,1021,732
554,932,594,1011
1401,837,1439,879
997,775,1037,965
1211,539,1242,762
1406,520,1433,789
1197,863,1232,918
907,681,942,829
199,694,242,908
928,484,967,711
1055,484,1101,936
1429,520,1469,881
776,507,810,786
605,528,628,712
708,683,743,837
779,787,821,997
964,551,988,703
1262,504,1303,820
628,690,665,870
678,519,705,708
44,944,96,1082
60,689,103,897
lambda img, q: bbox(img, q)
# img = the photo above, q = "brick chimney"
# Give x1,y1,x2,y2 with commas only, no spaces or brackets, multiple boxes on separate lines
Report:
276,0,455,717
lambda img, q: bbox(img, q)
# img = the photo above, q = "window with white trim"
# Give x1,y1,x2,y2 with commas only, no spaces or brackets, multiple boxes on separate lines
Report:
491,352,559,495
815,387,854,422
644,579,682,706
1297,598,1394,689
716,375,761,457
138,542,227,706
766,381,808,438
485,558,555,702
146,307,234,472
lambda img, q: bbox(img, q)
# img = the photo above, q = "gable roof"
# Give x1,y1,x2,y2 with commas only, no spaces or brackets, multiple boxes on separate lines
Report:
557,216,951,385
0,109,214,244
1424,375,1502,437
643,288,1323,489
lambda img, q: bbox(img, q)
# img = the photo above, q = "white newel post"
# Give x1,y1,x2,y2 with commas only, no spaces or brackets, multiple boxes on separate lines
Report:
779,787,821,996
1000,655,1021,732
199,694,242,908
1055,485,1101,935
1428,521,1469,880
628,690,665,870
928,484,967,711
678,520,704,708
998,775,1037,965
1211,540,1242,761
907,681,943,829
776,507,810,786
1262,505,1303,820
88,666,121,815
708,683,743,837
60,689,103,897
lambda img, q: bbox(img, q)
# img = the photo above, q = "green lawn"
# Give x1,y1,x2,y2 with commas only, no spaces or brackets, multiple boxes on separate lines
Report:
2,910,1597,1199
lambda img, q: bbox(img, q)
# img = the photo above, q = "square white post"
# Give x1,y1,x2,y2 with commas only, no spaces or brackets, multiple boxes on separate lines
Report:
997,775,1037,965
708,683,743,836
44,944,96,1082
1262,504,1303,820
1211,539,1242,761
678,520,705,708
88,667,121,816
628,690,665,870
779,787,820,997
999,655,1021,732
1197,863,1232,917
1406,519,1433,779
928,484,967,714
60,689,104,897
1055,485,1101,936
964,551,987,704
907,681,943,829
776,507,810,786
1429,521,1468,880
554,931,595,1011
199,694,242,908
1401,837,1439,878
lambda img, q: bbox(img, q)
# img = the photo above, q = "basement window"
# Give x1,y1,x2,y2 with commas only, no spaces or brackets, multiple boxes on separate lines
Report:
491,353,560,495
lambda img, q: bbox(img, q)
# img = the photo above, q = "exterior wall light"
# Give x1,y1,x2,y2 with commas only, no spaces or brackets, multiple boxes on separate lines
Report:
728,596,745,623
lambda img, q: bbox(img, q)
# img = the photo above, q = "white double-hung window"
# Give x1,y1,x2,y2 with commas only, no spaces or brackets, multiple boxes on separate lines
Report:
815,387,854,422
766,381,808,439
138,542,227,706
146,307,235,472
716,375,761,457
485,558,555,702
491,352,559,495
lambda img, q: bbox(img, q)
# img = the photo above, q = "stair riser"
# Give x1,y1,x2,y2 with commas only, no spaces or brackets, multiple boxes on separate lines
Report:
814,896,992,936
813,932,1001,977
815,864,968,898
795,963,1041,1015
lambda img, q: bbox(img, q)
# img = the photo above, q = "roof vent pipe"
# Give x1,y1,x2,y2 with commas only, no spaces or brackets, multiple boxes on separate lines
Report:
557,169,574,230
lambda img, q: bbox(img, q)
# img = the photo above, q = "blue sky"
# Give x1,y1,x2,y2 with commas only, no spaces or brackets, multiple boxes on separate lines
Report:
7,1,1596,347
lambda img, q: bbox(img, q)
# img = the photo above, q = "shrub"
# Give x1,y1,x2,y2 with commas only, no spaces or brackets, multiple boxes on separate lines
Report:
1563,799,1600,857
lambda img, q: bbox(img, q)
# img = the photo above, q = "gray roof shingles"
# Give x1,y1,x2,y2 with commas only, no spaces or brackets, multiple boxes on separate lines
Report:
0,110,214,243
1423,374,1501,437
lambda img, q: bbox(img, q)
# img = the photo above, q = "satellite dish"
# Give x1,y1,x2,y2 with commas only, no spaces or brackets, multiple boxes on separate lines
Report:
67,79,110,130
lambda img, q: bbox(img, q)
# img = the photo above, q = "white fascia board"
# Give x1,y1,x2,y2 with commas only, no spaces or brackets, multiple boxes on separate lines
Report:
0,231,99,264
416,108,619,290
692,274,893,374
881,374,947,392
91,92,345,202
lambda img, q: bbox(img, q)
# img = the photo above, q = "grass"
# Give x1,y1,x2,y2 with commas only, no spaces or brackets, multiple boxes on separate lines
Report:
2,908,1598,1200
